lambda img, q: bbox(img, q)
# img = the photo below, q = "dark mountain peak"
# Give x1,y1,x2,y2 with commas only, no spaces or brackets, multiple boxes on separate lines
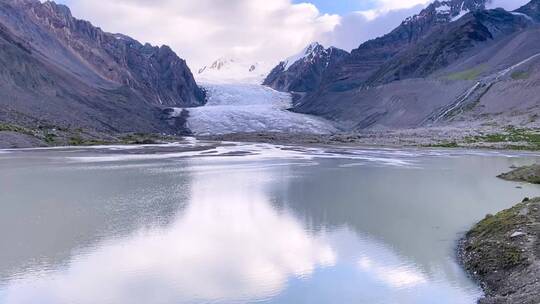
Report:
263,43,348,93
319,0,490,92
403,0,486,25
0,0,205,135
365,0,487,50
303,42,325,55
281,42,347,72
0,0,205,107
40,1,72,17
22,1,79,27
366,7,531,85
516,0,540,21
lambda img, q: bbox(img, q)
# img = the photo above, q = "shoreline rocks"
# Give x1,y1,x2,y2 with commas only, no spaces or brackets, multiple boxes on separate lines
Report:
459,197,540,304
498,164,540,184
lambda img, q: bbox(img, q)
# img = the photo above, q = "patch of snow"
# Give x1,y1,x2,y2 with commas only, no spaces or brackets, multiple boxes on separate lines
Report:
175,83,337,135
113,34,128,40
195,57,273,85
452,8,469,22
511,12,533,22
510,231,526,238
435,4,451,14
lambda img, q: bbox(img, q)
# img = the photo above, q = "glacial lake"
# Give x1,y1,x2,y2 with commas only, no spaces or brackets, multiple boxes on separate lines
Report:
1,140,540,304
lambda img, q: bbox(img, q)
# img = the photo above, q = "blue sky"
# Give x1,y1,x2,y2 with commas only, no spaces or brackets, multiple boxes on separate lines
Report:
292,0,377,14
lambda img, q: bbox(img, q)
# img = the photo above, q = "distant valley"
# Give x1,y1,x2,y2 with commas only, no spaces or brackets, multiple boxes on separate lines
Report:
1,0,540,148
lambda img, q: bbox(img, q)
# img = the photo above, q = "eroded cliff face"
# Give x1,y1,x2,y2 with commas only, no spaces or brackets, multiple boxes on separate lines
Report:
0,0,205,134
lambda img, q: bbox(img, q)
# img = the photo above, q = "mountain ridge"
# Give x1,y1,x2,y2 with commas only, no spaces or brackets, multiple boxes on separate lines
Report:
0,0,205,137
263,42,349,93
270,0,540,131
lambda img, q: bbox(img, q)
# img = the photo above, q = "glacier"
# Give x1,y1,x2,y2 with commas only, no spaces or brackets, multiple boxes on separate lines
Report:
173,83,338,136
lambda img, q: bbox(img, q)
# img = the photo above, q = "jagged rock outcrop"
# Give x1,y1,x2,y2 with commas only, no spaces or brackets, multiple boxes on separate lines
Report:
0,0,205,134
263,43,348,93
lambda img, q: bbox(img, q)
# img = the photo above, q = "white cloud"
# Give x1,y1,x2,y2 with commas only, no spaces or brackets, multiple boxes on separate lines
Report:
62,0,340,68
62,0,513,71
486,0,530,11
359,0,431,19
325,4,426,52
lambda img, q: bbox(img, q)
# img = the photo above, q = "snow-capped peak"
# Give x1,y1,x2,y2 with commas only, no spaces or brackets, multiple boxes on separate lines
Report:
196,57,273,85
402,0,486,25
282,42,328,71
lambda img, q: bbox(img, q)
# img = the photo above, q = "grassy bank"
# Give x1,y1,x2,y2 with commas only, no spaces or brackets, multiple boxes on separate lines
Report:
0,122,184,149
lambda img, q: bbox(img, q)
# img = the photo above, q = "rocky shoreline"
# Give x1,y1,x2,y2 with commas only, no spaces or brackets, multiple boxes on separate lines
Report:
0,128,187,149
459,165,540,304
2,123,539,150
498,164,540,184
202,126,540,151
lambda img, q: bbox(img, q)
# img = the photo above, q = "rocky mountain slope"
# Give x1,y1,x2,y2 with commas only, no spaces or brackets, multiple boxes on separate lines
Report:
272,0,540,131
320,0,489,93
263,42,348,93
0,0,205,135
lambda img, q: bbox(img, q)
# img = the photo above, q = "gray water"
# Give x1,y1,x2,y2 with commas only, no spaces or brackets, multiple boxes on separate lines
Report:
1,141,540,304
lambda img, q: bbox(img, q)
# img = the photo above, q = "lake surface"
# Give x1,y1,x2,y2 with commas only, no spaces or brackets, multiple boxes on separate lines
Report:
1,140,540,304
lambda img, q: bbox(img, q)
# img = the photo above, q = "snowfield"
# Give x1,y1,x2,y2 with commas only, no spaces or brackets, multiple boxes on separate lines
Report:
176,83,338,135
195,57,273,85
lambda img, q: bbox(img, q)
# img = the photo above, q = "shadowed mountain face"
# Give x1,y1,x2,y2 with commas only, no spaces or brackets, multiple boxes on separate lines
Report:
265,0,491,96
516,0,540,21
321,0,490,93
366,9,531,85
263,43,349,93
276,0,540,130
0,0,205,133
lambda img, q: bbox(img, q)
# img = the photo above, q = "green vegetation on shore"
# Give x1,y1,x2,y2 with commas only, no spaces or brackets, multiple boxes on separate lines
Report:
425,142,459,148
466,126,540,150
446,66,485,81
498,164,540,184
0,121,184,148
0,122,33,135
465,203,529,272
460,198,540,303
